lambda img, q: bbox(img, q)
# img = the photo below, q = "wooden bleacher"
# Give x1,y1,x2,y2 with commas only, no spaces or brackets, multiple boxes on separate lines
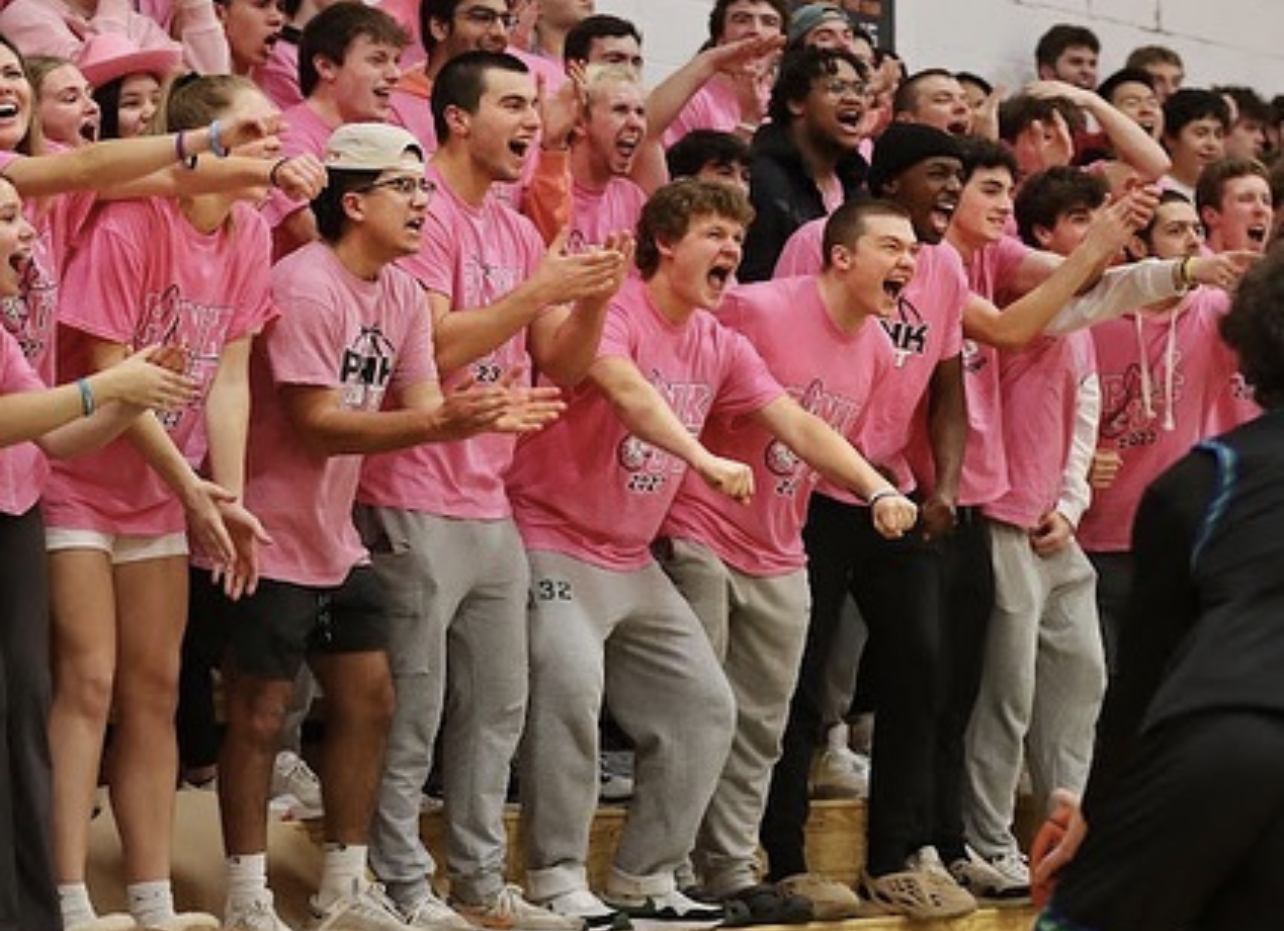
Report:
88,792,1037,931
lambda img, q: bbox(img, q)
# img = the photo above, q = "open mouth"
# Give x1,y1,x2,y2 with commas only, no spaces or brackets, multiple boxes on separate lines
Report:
0,102,18,120
1247,224,1268,246
406,216,424,233
8,248,30,277
947,119,970,135
836,108,864,131
882,278,908,301
509,138,532,158
707,264,735,291
79,118,98,142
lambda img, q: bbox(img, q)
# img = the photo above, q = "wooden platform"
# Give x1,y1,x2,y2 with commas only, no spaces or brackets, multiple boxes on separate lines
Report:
87,791,1037,931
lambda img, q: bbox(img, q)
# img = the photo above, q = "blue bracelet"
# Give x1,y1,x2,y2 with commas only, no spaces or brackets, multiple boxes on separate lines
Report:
76,377,95,417
208,120,228,158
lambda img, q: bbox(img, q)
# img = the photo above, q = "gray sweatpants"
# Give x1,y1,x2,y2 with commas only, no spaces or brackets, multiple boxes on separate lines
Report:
356,506,530,906
521,550,736,901
658,538,810,896
964,522,1107,859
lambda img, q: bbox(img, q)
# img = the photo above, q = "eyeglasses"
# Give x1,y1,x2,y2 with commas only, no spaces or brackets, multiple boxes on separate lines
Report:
819,78,869,99
357,176,436,198
458,6,519,30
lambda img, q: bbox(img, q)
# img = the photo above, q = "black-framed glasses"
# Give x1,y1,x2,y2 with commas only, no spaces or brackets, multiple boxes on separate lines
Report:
357,176,436,198
458,6,519,29
819,78,869,99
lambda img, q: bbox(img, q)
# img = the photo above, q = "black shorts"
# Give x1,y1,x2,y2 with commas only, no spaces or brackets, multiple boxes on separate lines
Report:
227,565,388,681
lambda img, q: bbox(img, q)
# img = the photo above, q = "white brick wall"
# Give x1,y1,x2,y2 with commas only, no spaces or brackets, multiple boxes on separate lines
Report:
599,0,1284,98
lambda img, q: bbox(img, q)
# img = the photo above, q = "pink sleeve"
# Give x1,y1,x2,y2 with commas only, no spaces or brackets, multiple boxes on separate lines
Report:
172,0,231,74
774,220,824,277
390,276,437,392
265,293,345,388
59,212,148,347
0,0,82,59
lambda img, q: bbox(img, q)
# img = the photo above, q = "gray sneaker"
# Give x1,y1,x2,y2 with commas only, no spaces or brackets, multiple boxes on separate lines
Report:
401,889,472,931
454,885,584,931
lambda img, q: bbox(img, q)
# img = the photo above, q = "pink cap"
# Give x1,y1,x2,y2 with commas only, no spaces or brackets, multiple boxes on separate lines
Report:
76,32,183,89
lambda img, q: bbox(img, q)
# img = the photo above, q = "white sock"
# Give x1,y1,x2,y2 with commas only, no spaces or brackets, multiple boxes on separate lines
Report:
128,879,175,927
58,883,97,930
226,853,270,907
316,843,368,909
826,722,849,752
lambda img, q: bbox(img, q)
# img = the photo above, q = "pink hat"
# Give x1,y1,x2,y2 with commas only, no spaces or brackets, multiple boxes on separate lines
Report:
76,33,183,90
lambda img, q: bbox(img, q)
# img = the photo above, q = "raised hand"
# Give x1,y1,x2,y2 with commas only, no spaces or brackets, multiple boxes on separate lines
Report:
531,229,632,306
1190,249,1262,291
95,344,198,411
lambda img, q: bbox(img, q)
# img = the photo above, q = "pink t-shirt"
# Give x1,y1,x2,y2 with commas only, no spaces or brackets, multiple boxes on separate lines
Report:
775,219,966,495
0,149,96,384
247,241,436,587
983,331,1082,529
357,162,546,519
663,78,753,149
44,198,275,535
507,275,783,570
260,100,337,229
0,326,47,516
568,176,646,252
939,234,1030,508
661,276,893,576
388,70,438,154
1078,288,1238,552
256,33,302,110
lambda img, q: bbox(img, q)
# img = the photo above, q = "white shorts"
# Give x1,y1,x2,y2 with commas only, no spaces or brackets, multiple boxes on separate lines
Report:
44,528,188,565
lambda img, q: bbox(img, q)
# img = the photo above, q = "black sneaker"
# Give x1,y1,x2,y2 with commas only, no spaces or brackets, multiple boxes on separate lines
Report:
721,884,814,927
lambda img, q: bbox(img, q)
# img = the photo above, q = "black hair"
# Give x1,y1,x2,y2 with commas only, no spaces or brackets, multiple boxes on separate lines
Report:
666,129,750,180
767,45,867,126
1013,165,1109,247
431,49,528,141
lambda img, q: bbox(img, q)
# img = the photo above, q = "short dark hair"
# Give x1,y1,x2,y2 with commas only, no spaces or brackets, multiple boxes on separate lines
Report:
299,3,408,99
708,0,789,42
1212,84,1273,126
767,46,867,126
431,50,529,141
666,129,750,180
564,14,642,64
1131,189,1195,256
1035,23,1100,71
999,92,1083,142
821,198,911,269
1195,157,1270,215
1097,67,1156,107
892,67,956,118
312,168,383,243
1163,88,1232,138
956,136,1019,184
635,179,754,279
1013,165,1109,247
419,0,465,54
1219,242,1284,408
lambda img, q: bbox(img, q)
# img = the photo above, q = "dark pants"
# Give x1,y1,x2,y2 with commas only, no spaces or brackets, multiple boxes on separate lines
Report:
1044,710,1284,931
0,507,61,931
1086,552,1133,677
176,568,230,773
931,509,994,863
762,493,945,878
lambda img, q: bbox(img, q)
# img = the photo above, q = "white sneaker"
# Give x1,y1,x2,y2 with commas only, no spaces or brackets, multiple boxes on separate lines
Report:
272,750,324,815
949,848,1030,902
810,746,870,799
224,895,297,931
539,889,626,930
66,916,138,931
402,889,472,931
139,913,221,931
311,882,406,931
455,885,584,931
603,888,723,924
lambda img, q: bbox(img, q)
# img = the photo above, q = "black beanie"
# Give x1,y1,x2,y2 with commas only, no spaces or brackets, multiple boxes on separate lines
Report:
867,123,962,196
